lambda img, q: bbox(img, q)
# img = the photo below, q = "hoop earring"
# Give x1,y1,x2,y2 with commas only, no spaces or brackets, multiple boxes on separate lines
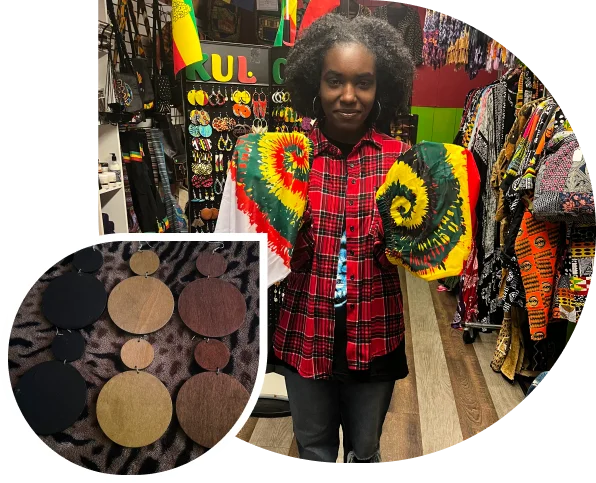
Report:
312,96,324,119
374,100,382,123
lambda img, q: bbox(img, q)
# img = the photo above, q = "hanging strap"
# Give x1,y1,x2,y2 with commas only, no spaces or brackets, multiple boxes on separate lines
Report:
137,0,152,42
124,2,138,58
106,0,135,74
153,0,166,75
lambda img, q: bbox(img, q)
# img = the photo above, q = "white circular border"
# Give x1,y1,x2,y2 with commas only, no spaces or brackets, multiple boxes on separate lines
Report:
0,233,268,482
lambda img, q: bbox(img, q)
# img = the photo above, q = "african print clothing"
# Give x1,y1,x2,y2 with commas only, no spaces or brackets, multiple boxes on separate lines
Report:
552,225,595,323
514,210,561,341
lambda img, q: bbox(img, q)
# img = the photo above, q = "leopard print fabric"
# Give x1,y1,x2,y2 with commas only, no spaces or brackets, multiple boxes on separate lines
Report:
9,241,260,474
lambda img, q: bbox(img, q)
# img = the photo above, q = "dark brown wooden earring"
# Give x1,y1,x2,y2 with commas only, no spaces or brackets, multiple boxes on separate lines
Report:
176,243,250,448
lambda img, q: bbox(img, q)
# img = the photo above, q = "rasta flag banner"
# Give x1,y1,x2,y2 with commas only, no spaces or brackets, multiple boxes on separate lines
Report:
215,133,312,285
376,142,480,281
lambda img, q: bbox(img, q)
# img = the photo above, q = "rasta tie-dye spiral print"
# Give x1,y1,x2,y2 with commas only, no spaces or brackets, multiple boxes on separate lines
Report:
228,133,312,282
376,142,476,281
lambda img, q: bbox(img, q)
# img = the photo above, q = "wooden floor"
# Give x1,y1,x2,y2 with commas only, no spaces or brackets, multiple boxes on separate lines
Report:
238,269,525,461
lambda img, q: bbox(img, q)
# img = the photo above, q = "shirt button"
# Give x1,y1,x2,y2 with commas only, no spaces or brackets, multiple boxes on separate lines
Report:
349,163,354,168
349,200,354,206
350,304,355,309
350,275,355,281
350,226,355,232
349,250,354,256
351,179,356,185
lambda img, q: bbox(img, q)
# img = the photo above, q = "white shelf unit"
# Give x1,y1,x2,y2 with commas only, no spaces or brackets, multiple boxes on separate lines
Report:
98,124,129,234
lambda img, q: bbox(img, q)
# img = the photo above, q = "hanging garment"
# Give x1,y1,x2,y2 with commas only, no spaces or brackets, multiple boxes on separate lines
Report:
120,131,169,233
215,132,312,285
552,224,595,323
389,5,423,66
534,131,594,225
376,141,480,281
514,210,561,341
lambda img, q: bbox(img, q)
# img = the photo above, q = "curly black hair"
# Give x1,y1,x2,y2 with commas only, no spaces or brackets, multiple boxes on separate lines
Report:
284,14,415,134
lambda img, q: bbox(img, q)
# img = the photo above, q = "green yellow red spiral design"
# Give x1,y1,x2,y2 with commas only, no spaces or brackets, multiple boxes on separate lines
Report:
376,142,474,280
233,133,312,266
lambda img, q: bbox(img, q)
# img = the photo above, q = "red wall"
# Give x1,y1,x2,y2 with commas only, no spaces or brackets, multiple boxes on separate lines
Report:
410,6,498,108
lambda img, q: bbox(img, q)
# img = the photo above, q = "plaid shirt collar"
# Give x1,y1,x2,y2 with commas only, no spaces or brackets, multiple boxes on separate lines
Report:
309,124,384,157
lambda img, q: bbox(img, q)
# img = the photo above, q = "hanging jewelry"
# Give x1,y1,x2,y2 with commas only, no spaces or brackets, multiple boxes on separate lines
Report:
177,243,249,448
189,124,201,138
189,109,200,125
16,245,107,435
97,335,172,448
258,89,268,119
199,124,213,138
232,88,242,104
107,242,174,334
208,87,219,107
43,246,107,330
195,87,208,106
224,133,234,151
216,86,226,106
187,88,197,105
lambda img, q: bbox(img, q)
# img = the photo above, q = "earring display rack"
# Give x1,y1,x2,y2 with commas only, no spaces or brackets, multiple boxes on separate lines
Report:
183,81,273,233
182,42,311,233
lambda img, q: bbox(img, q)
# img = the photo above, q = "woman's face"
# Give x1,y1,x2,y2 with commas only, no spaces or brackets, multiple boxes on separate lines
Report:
319,42,377,139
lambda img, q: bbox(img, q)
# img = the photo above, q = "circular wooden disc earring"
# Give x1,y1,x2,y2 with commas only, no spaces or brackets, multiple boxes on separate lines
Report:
176,371,249,448
14,360,87,435
42,250,107,330
193,339,230,371
96,365,172,448
108,243,174,334
121,338,154,370
16,329,88,435
176,243,252,448
72,245,104,273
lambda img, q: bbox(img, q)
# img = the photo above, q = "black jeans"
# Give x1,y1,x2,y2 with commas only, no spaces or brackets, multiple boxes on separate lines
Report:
284,368,395,462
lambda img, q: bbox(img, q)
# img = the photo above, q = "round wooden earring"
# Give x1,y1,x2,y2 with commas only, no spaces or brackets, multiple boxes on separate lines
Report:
14,358,87,436
15,329,87,435
97,338,172,448
18,249,105,434
42,249,107,330
72,245,104,273
108,244,174,335
176,244,250,448
178,247,246,337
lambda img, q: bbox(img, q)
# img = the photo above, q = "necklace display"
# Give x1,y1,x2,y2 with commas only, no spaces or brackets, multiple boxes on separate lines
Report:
107,243,174,334
176,243,249,448
98,243,173,448
15,245,105,435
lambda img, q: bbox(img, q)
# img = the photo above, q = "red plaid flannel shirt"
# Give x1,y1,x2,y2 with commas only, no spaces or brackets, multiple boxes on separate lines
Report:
273,127,409,379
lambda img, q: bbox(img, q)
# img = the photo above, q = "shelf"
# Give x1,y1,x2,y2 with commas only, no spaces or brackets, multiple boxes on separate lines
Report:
99,185,122,196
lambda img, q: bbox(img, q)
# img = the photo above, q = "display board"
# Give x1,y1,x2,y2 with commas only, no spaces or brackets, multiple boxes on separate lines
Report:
183,43,311,233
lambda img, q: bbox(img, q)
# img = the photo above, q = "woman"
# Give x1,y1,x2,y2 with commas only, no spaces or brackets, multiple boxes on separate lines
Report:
274,14,416,463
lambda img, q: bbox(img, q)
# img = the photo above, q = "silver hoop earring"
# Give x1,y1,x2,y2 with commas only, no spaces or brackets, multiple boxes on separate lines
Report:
312,96,320,117
374,100,382,123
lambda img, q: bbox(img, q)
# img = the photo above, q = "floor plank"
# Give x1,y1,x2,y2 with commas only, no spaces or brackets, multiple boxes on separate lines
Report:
381,412,424,461
237,417,259,442
248,417,294,454
405,271,463,455
473,331,525,419
429,282,500,439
